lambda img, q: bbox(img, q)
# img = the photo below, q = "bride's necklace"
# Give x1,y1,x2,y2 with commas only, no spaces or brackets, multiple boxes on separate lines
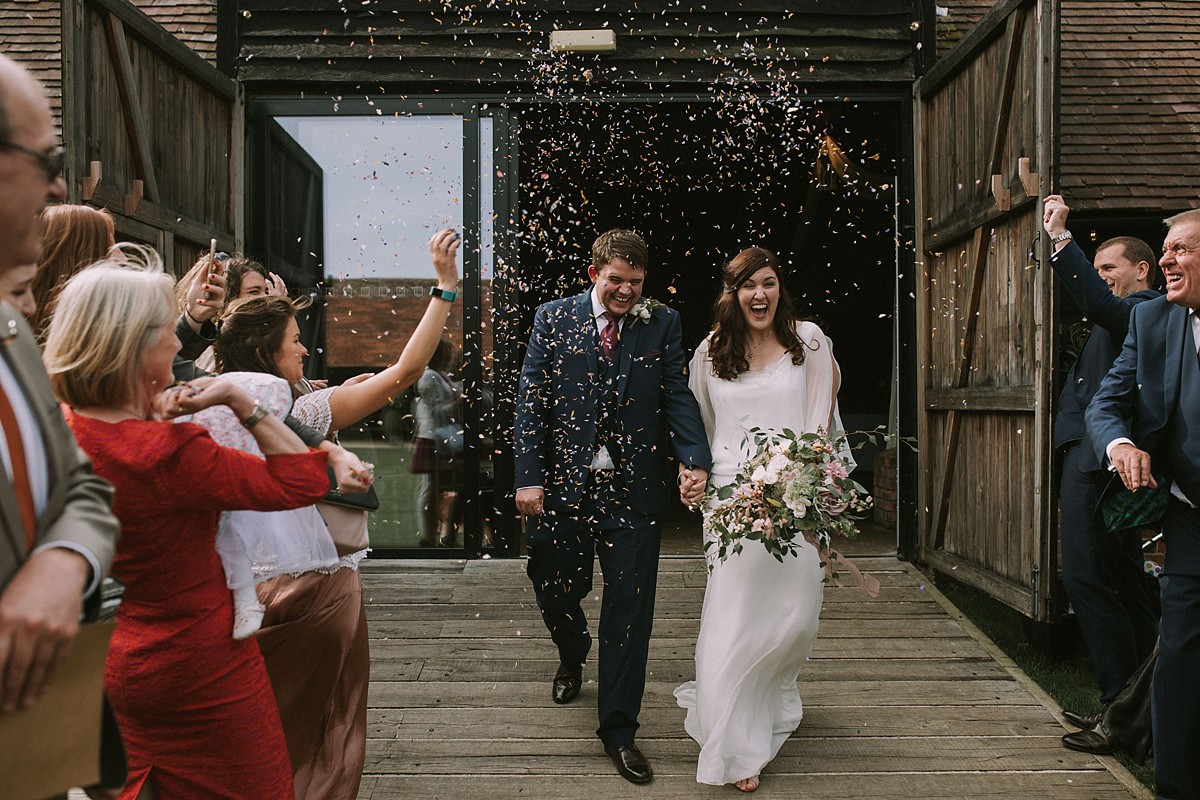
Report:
747,331,772,362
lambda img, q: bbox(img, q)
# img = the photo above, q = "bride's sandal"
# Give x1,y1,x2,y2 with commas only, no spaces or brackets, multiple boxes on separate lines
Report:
734,776,760,793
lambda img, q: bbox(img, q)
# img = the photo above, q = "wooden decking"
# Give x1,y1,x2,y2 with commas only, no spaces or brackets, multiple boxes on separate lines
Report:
357,557,1150,799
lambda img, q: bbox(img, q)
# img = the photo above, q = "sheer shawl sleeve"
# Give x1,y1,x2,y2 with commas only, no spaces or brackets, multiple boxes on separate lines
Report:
797,321,854,470
688,335,716,443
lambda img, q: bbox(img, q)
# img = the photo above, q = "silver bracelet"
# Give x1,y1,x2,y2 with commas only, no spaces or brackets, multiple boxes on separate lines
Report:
240,403,269,429
1051,230,1074,244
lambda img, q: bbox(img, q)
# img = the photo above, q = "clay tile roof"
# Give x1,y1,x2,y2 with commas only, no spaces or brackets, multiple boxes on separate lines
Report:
935,0,996,57
0,1,64,123
134,0,217,65
1060,0,1200,212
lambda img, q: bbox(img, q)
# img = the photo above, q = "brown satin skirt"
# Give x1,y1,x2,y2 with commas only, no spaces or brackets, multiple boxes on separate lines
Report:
256,567,369,800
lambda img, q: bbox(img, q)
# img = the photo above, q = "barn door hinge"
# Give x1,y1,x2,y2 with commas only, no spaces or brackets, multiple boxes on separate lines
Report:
1030,562,1040,618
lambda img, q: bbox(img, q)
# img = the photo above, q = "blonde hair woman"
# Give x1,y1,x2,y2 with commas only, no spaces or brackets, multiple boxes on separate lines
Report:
43,248,331,798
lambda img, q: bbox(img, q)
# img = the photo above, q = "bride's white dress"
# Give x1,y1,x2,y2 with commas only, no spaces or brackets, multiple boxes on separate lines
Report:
675,321,845,785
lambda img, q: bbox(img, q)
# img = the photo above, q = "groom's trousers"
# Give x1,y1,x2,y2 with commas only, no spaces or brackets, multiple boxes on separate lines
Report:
526,477,661,748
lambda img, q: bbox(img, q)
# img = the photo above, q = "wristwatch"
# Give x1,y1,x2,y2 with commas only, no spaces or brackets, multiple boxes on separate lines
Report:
241,403,269,429
429,286,458,303
1051,231,1074,244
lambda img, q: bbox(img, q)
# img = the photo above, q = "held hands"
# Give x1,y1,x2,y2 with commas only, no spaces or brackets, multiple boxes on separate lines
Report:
678,465,708,508
152,377,251,421
516,487,544,516
429,229,461,291
1110,443,1159,492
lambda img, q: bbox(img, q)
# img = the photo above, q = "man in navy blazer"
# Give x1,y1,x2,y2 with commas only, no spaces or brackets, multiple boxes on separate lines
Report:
515,229,711,784
1086,209,1200,799
1043,196,1159,734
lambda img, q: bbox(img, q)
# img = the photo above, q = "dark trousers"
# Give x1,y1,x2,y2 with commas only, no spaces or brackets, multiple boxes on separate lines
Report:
1059,443,1158,704
1154,502,1200,799
526,476,661,748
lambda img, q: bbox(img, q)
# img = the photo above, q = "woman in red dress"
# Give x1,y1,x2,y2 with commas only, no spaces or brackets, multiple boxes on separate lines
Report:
41,249,330,799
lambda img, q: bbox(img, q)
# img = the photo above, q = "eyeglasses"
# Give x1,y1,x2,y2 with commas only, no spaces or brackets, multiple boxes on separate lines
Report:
0,141,65,181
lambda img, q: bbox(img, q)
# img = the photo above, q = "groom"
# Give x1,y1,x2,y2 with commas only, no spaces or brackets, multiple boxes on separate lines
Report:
515,228,711,784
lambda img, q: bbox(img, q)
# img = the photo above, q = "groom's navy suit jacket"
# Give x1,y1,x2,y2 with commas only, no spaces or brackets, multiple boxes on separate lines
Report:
515,291,711,516
1086,295,1200,575
1052,241,1160,470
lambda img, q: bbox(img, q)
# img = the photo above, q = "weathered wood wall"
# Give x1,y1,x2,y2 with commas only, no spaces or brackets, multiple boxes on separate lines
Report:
233,1,921,89
915,0,1055,617
61,0,238,274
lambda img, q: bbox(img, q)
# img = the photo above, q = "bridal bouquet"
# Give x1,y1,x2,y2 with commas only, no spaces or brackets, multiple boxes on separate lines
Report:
703,427,880,594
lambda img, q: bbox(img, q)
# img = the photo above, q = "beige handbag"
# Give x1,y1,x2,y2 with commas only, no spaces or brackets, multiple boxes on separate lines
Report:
318,466,377,556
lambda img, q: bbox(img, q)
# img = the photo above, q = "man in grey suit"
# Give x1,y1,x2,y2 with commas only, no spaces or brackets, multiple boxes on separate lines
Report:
0,53,119,721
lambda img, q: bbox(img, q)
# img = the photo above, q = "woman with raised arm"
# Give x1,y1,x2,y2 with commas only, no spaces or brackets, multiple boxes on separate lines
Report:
42,249,330,798
209,229,461,799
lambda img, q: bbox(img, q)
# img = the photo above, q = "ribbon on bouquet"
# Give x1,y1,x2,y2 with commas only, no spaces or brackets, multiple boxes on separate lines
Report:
803,532,881,597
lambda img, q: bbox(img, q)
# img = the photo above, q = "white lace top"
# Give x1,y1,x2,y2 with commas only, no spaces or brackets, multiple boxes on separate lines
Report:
180,372,342,584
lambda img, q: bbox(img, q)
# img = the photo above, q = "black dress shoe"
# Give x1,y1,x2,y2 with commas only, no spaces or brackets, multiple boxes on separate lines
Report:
552,663,581,704
1062,708,1103,730
1062,723,1120,755
605,743,653,784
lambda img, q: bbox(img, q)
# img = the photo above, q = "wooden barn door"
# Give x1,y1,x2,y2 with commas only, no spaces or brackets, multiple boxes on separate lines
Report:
913,0,1058,619
61,0,240,275
245,117,325,376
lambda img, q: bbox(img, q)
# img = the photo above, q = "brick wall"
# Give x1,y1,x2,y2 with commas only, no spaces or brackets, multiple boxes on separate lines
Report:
323,278,493,371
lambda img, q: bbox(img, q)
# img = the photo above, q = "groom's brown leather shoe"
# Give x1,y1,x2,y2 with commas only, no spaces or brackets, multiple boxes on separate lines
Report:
552,663,581,705
1062,722,1121,755
605,743,653,784
1062,708,1103,730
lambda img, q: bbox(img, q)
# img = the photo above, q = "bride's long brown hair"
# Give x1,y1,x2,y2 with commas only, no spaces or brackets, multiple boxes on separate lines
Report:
707,247,809,380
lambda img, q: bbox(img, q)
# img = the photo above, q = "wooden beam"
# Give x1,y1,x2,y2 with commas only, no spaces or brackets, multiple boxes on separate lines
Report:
931,225,994,550
917,0,1030,98
89,183,233,252
924,386,1036,412
984,8,1029,177
240,40,913,64
921,549,1033,617
925,190,1036,249
102,11,161,203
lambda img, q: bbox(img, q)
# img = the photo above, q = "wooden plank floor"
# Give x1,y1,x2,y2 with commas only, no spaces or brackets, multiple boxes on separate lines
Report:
358,557,1151,799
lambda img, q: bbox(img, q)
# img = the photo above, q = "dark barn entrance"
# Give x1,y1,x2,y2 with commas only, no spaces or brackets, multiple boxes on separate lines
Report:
512,99,902,550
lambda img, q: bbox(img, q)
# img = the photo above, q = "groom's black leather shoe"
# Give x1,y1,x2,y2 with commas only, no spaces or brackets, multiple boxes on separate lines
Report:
552,663,581,705
1062,708,1103,730
1062,722,1121,755
605,743,653,784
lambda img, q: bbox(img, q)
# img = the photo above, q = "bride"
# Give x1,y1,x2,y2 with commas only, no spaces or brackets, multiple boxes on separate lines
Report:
675,246,847,792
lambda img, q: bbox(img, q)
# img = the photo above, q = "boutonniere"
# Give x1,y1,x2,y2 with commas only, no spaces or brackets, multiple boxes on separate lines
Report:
626,298,665,327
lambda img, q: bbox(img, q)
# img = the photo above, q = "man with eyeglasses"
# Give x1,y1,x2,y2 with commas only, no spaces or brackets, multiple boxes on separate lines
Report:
1088,208,1200,799
0,48,121,789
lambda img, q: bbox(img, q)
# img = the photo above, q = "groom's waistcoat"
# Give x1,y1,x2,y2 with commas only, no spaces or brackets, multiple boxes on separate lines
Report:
514,291,711,516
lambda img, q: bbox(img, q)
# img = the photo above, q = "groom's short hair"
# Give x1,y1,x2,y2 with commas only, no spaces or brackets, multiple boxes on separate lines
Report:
593,229,648,271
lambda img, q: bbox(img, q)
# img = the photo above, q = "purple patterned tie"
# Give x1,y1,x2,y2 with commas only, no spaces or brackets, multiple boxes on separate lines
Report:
600,311,618,361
